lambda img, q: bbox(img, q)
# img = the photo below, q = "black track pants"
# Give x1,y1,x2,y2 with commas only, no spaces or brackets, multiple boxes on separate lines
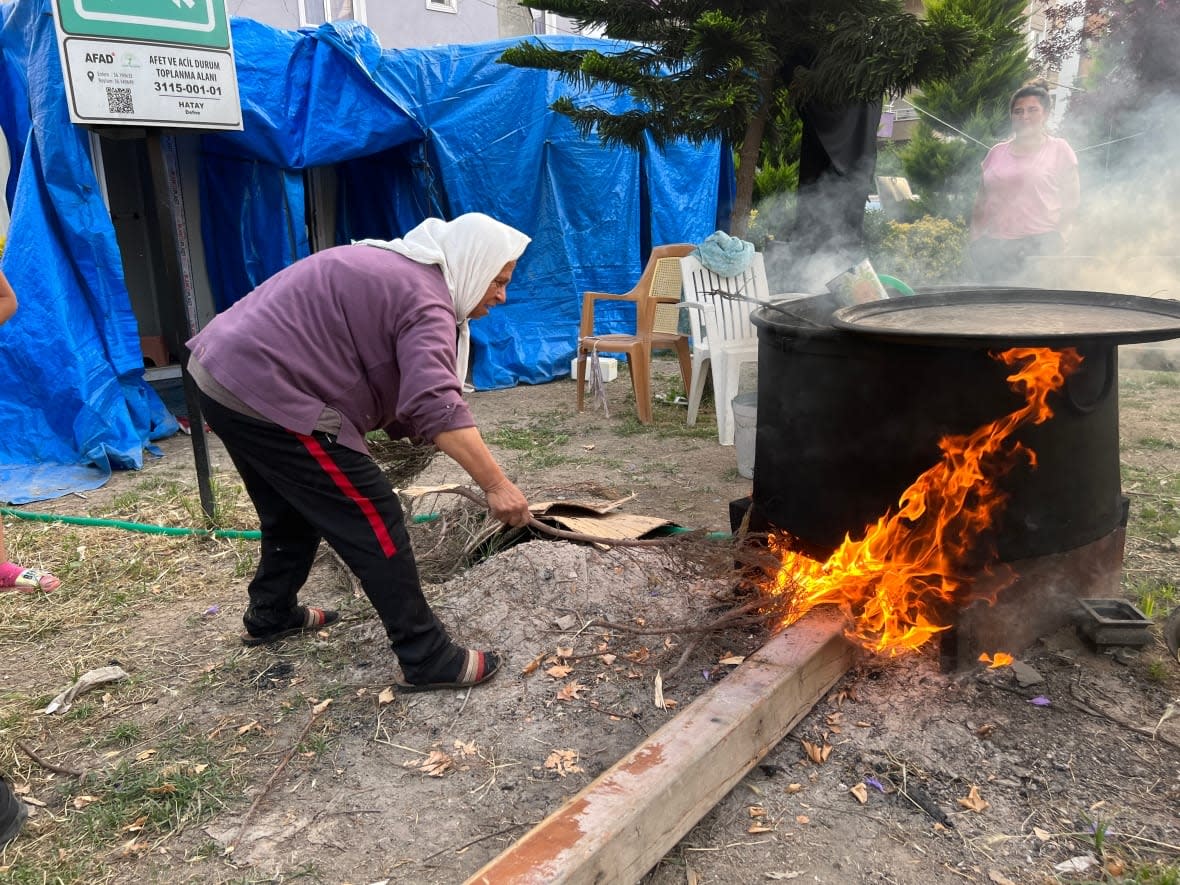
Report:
199,393,453,674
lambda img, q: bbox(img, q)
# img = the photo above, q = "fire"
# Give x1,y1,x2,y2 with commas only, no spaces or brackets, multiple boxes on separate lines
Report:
764,347,1083,655
979,651,1014,669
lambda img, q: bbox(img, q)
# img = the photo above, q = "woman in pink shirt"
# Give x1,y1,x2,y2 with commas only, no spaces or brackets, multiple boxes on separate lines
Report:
969,80,1080,285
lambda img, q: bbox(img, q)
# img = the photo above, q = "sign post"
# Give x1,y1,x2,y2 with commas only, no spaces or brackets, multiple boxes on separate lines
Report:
51,0,242,130
51,0,243,520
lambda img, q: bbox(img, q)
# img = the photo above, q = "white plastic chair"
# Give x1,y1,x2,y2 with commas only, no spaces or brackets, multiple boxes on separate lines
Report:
678,252,771,445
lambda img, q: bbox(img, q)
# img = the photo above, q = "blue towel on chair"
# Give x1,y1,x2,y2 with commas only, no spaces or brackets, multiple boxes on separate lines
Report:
693,230,755,277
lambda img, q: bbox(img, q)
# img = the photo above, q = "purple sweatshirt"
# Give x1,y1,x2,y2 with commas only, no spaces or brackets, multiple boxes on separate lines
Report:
186,245,475,454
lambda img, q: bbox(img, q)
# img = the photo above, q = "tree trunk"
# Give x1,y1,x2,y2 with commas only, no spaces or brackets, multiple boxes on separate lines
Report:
728,70,775,237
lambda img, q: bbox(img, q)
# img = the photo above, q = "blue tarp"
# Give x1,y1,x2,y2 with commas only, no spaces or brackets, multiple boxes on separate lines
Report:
0,1,726,503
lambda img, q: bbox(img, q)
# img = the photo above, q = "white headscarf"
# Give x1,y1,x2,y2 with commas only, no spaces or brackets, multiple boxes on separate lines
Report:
356,213,531,385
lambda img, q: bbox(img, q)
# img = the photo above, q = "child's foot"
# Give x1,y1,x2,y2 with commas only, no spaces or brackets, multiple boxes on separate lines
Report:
0,563,62,593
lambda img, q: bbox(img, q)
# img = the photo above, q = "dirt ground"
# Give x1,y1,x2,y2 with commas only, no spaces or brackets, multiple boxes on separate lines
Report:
1,354,1179,884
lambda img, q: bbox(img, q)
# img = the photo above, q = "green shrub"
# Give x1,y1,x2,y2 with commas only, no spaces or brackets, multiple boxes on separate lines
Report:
867,214,969,288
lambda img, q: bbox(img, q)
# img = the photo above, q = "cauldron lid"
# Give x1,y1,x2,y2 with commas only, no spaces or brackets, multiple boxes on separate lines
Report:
832,288,1180,346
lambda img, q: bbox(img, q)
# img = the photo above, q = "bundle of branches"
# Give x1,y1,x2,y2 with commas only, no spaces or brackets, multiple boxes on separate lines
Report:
368,435,439,489
403,491,523,584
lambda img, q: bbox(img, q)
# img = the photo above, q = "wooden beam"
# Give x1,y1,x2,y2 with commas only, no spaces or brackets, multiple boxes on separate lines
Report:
465,610,856,885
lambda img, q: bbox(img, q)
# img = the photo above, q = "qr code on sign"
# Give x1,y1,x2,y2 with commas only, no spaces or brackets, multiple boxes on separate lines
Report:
105,87,133,114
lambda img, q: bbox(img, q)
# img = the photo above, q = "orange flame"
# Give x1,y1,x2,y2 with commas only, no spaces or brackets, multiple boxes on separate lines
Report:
764,347,1083,655
979,651,1014,669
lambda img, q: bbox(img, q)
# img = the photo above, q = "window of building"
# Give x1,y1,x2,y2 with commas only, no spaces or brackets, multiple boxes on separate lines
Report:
300,0,366,27
426,0,458,14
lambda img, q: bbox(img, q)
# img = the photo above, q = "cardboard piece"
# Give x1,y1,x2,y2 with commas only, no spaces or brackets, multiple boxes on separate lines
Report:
401,485,673,544
531,496,672,544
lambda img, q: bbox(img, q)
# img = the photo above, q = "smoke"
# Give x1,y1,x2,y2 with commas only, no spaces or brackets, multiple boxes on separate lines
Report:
757,173,875,297
1039,89,1180,299
751,45,1180,307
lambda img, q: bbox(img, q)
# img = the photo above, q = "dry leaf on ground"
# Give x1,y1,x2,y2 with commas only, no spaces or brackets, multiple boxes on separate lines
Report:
801,739,832,764
405,750,453,777
543,748,582,776
958,785,990,813
556,681,587,702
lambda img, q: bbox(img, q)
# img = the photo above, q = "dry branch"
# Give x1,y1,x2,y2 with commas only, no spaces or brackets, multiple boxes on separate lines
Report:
228,699,332,854
16,740,84,778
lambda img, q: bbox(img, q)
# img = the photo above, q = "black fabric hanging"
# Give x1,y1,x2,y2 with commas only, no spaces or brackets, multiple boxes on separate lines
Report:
792,100,882,257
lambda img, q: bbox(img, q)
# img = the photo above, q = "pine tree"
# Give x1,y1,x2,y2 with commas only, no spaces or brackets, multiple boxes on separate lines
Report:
899,0,1031,219
500,0,979,237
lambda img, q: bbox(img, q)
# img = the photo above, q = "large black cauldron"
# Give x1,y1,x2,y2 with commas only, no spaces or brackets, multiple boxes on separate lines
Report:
749,288,1180,563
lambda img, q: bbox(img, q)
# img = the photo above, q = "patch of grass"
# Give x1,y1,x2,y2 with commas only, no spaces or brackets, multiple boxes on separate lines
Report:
75,745,231,843
4,727,242,883
487,412,570,450
90,472,254,532
232,550,257,579
1143,657,1170,684
1136,436,1180,451
598,371,720,440
1126,579,1179,621
487,413,574,469
298,726,333,757
1122,371,1180,393
1122,464,1180,498
100,721,144,747
1142,372,1180,389
526,447,575,470
1131,500,1180,543
1100,861,1180,884
63,700,98,722
110,488,143,511
0,686,45,732
2,856,94,884
612,408,717,440
1,515,260,646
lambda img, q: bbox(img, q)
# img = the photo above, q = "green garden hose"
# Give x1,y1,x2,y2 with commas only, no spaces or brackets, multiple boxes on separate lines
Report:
0,507,440,540
1,507,733,542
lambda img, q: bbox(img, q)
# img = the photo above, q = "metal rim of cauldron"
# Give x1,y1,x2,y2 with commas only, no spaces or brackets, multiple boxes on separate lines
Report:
751,289,1046,337
827,288,1180,348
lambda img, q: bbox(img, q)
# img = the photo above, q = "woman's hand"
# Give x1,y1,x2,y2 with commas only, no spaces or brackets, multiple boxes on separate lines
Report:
482,477,532,527
433,425,532,526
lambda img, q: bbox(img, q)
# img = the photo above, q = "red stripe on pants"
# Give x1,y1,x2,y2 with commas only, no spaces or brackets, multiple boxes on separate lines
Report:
296,433,397,557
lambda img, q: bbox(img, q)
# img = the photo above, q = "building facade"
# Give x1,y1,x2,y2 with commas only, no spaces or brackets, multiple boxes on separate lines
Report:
226,0,588,49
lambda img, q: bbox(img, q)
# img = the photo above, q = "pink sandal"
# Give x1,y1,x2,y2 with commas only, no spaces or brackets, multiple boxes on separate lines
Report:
0,566,61,594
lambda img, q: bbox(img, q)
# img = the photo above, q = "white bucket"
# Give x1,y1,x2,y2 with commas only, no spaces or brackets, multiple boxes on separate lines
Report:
732,392,757,479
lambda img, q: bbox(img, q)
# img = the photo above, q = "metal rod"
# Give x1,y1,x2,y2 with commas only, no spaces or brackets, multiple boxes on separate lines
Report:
144,132,215,522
